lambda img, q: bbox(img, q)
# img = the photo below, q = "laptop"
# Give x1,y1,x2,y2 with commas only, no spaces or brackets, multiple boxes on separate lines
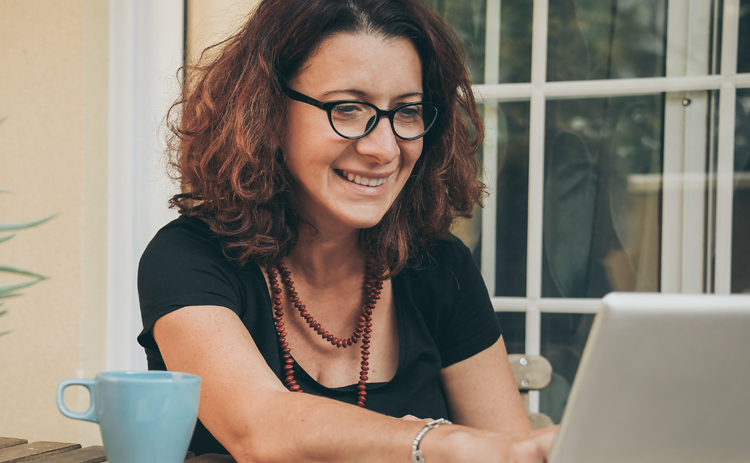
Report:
549,292,750,463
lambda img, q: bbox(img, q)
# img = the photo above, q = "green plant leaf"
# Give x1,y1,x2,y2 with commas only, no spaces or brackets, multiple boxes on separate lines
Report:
0,233,16,245
0,280,44,296
0,264,46,278
0,329,14,337
0,265,45,297
0,309,6,317
0,214,56,232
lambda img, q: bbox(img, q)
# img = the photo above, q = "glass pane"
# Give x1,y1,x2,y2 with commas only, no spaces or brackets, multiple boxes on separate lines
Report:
495,102,530,297
451,103,484,266
539,313,595,424
547,0,667,81
498,0,533,83
424,0,487,83
542,96,664,298
496,311,525,354
733,90,750,293
738,0,750,73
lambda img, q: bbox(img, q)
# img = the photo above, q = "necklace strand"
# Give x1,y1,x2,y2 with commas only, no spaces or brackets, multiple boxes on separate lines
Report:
266,261,382,407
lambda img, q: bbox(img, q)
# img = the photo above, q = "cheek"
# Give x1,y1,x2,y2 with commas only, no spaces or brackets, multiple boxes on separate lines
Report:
402,140,424,171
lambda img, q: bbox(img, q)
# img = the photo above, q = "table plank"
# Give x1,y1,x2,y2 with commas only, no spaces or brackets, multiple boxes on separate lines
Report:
0,440,27,451
0,442,81,463
189,454,236,463
29,446,105,463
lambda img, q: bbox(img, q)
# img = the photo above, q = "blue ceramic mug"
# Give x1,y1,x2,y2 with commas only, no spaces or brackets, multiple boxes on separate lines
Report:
57,371,201,463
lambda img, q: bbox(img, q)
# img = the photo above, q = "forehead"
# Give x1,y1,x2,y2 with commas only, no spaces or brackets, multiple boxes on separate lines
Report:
291,32,423,96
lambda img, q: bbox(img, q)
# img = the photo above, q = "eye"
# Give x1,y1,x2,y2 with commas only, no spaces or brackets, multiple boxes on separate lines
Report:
395,105,423,122
331,103,367,120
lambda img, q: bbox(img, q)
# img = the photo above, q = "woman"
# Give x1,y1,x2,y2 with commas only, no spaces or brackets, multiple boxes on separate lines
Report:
138,0,558,461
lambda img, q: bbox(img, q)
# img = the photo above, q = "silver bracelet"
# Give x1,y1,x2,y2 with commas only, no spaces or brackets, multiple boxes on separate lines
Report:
411,418,453,463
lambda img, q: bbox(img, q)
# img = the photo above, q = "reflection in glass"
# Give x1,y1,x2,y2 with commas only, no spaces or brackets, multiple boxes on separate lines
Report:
423,0,487,83
540,313,595,424
498,0,533,83
542,96,664,298
739,0,750,73
496,311,525,354
495,102,530,297
732,90,750,293
547,0,667,81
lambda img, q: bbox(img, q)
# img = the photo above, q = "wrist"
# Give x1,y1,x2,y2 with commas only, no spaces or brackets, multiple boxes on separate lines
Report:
411,419,452,463
416,424,476,463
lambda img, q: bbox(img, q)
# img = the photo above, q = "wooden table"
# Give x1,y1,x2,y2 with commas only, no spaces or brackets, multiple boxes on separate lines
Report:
0,438,235,463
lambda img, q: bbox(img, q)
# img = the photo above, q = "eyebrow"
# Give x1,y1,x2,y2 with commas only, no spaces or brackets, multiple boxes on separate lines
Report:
321,89,424,100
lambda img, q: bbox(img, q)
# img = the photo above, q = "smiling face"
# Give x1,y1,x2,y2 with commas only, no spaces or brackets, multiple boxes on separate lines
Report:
281,33,424,235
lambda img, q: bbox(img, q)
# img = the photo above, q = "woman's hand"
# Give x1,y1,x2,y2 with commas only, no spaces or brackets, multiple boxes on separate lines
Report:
423,424,559,463
499,426,559,463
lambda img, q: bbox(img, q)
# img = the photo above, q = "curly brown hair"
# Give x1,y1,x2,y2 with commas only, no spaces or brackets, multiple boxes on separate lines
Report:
168,0,485,278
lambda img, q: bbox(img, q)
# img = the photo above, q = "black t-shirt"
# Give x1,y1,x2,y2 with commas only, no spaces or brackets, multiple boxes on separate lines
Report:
137,215,501,455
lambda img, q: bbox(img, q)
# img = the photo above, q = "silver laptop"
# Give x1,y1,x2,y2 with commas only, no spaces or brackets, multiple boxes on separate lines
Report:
550,292,750,463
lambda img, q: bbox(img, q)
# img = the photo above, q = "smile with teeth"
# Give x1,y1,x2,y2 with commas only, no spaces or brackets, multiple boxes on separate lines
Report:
338,169,388,187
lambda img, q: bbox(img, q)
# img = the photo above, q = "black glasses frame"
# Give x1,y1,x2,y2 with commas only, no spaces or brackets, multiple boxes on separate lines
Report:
282,86,442,141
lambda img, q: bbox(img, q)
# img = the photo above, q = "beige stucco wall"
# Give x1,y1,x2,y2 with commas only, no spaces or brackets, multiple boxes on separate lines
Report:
187,0,260,64
0,0,108,446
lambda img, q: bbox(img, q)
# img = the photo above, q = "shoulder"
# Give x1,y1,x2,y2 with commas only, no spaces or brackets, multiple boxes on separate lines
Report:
140,215,226,267
396,235,480,298
406,235,476,277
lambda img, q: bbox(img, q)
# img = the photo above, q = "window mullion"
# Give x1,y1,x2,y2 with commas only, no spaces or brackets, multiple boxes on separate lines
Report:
525,0,549,415
481,0,502,297
715,0,740,294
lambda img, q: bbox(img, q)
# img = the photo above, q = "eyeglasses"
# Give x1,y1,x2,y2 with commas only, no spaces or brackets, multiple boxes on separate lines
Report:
282,86,442,141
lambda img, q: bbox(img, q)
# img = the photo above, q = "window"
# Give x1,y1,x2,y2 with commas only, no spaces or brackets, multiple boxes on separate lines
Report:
434,0,750,421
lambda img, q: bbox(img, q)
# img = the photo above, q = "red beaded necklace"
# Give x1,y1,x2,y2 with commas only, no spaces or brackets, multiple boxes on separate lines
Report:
265,261,383,407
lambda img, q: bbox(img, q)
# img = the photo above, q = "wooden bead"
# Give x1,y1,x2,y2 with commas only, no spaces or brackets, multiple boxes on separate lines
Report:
267,261,381,410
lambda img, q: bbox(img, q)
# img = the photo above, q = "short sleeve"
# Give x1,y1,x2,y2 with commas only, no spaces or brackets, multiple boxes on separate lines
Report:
436,236,501,367
137,216,246,352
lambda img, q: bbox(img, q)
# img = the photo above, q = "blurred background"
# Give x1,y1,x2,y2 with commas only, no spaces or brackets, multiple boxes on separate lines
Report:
0,0,748,444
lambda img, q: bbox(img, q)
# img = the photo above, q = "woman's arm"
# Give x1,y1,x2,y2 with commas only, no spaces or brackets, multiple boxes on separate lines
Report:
153,306,555,463
440,336,535,433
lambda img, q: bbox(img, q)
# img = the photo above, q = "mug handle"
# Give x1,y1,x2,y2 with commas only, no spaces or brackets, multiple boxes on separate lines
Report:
57,379,98,423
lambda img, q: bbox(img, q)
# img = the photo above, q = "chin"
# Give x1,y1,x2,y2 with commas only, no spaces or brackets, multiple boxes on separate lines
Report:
339,211,390,230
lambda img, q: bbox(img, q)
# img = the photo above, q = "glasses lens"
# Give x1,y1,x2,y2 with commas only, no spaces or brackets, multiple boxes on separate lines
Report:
330,103,378,138
393,104,438,139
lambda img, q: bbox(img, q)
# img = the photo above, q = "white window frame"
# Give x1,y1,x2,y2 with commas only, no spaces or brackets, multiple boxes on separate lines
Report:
474,0,745,413
107,0,184,371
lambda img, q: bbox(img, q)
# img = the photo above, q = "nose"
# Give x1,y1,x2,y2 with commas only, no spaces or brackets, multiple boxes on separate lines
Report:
355,115,400,164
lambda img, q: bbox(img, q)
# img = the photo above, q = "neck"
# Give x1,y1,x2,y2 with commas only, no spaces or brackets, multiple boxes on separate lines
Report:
285,225,365,287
